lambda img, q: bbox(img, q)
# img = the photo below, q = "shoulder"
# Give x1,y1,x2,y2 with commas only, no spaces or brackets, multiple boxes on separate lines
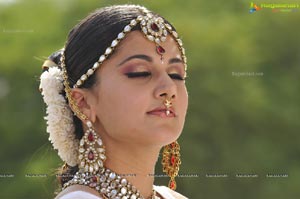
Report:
55,185,103,199
153,185,189,199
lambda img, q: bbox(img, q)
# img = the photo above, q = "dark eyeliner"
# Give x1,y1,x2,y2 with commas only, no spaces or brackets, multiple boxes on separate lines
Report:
169,73,185,81
125,72,151,78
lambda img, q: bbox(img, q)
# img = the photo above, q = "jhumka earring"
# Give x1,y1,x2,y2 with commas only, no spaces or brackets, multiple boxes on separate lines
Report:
60,43,106,175
162,141,181,190
161,97,181,190
78,120,106,174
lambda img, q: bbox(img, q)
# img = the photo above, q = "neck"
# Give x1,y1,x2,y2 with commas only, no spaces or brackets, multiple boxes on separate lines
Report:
104,140,161,198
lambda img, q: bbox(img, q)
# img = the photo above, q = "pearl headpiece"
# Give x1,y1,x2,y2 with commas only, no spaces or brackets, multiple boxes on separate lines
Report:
61,11,187,89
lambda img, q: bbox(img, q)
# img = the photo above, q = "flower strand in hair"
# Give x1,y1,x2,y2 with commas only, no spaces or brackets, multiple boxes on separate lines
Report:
40,66,79,166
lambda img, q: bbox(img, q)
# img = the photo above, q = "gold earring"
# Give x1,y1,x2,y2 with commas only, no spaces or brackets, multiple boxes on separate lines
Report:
162,141,181,190
78,120,106,174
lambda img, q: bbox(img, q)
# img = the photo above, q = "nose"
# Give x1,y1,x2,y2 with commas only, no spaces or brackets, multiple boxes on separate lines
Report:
154,74,177,101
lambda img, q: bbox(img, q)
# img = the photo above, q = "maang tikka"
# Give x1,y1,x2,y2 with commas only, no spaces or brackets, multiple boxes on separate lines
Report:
139,12,166,61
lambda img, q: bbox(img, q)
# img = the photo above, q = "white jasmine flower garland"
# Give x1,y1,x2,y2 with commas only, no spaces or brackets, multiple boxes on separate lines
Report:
40,67,79,166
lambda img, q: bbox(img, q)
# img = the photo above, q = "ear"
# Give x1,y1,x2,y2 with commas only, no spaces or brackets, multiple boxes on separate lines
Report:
71,88,97,123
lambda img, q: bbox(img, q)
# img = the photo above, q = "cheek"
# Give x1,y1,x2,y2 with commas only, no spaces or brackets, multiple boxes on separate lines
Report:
95,79,148,129
178,86,188,114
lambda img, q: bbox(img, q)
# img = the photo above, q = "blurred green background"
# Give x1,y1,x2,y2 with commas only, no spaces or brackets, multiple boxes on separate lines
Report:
0,0,300,198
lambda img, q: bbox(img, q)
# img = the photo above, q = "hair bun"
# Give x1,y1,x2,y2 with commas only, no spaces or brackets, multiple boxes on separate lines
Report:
42,49,64,72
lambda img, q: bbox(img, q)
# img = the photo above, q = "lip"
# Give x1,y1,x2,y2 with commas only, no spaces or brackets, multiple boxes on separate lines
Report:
147,107,176,118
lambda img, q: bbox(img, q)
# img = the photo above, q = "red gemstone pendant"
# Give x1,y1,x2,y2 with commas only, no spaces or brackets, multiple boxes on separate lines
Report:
88,133,94,142
151,23,159,32
170,180,176,190
92,176,98,182
156,45,165,54
171,155,176,165
88,151,94,160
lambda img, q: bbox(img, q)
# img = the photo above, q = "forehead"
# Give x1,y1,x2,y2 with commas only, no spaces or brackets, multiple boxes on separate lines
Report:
114,31,182,59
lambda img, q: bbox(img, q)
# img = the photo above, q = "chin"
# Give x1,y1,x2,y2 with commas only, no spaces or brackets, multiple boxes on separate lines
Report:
151,128,182,146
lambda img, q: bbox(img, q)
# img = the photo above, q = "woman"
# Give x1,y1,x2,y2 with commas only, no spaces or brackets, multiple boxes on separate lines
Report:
40,4,188,199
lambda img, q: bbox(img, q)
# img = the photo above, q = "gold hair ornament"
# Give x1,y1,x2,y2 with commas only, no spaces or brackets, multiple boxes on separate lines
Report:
60,50,88,121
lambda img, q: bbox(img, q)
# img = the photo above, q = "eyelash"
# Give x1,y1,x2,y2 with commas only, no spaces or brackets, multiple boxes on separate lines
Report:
125,72,185,81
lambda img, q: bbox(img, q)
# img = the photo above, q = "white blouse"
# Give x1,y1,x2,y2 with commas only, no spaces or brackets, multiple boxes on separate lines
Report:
56,185,188,199
57,191,101,199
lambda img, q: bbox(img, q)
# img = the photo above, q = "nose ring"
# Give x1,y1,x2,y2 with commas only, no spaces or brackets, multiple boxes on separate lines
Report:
163,98,173,116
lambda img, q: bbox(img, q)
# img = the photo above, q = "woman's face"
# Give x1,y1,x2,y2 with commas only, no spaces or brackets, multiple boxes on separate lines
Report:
89,31,188,146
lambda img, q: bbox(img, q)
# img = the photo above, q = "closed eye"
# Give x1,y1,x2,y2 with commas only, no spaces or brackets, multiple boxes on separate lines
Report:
125,72,151,78
125,72,186,81
169,73,185,81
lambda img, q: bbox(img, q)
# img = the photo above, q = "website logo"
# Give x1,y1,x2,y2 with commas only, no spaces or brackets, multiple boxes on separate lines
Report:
249,2,299,13
249,2,262,13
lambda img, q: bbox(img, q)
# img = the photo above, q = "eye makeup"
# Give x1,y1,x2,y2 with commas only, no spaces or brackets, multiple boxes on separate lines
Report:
118,54,186,81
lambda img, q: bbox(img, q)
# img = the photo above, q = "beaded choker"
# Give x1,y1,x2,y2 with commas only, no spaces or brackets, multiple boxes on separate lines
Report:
63,167,160,199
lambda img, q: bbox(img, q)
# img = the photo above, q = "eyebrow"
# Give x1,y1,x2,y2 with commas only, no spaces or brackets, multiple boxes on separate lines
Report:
118,54,152,66
169,57,184,64
118,54,183,66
